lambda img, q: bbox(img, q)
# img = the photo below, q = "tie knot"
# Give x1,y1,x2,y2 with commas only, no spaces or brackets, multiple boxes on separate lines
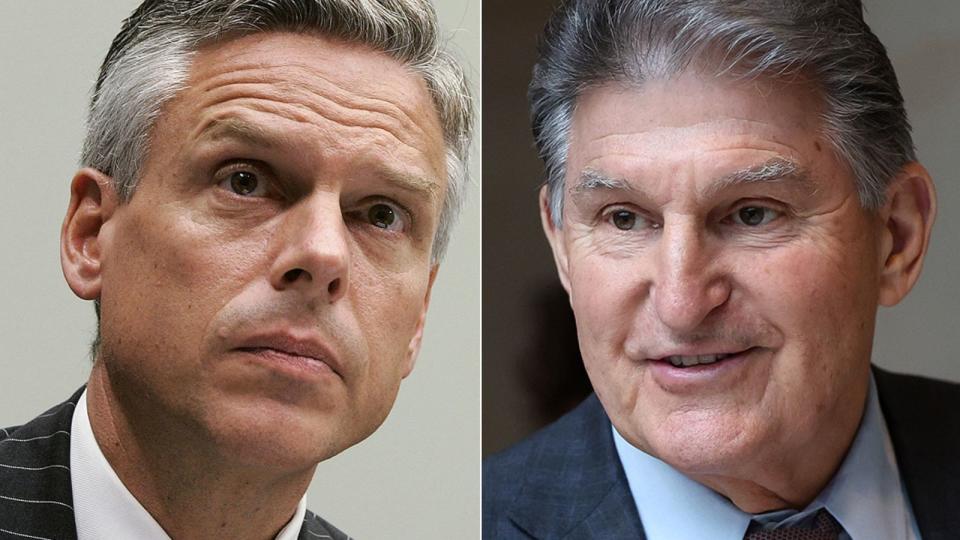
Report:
743,508,844,540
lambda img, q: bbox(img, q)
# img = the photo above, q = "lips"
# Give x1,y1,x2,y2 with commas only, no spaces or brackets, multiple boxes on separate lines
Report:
651,347,758,369
644,347,765,394
665,353,731,367
232,331,341,376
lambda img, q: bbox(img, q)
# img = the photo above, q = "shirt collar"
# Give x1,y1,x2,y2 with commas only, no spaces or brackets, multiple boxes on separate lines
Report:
70,389,308,540
613,373,918,539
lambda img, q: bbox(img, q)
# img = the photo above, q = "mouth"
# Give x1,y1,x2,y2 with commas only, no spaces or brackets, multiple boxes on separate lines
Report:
231,332,342,378
654,347,759,369
646,347,765,393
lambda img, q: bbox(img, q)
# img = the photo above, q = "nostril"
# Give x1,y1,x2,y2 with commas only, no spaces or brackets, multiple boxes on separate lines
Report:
283,268,308,283
327,278,341,296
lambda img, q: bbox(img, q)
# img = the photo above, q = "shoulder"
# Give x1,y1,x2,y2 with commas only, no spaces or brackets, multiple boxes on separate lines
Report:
482,395,611,527
484,395,606,487
0,424,20,442
874,366,960,432
300,509,353,540
874,365,960,396
0,389,84,538
0,389,82,457
872,367,960,536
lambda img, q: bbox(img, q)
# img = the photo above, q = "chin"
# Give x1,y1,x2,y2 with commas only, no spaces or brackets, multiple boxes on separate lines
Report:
202,398,360,469
635,409,764,476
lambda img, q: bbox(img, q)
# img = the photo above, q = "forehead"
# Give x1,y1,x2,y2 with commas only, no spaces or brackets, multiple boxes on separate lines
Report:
154,31,447,188
192,30,441,122
191,31,433,105
567,71,831,187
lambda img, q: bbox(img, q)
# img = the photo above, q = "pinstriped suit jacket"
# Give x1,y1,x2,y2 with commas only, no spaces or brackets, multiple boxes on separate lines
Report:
0,387,351,540
482,367,960,539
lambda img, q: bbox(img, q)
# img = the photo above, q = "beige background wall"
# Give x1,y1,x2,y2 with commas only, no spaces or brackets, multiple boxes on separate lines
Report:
482,0,960,456
0,1,480,538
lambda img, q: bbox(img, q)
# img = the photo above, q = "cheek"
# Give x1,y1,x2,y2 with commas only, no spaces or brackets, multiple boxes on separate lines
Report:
568,253,642,336
566,255,644,398
352,260,427,336
335,262,429,436
753,238,878,340
748,241,878,409
349,259,429,382
101,209,266,357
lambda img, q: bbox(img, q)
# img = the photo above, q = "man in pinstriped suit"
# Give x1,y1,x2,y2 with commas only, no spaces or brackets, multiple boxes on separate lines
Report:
0,1,474,538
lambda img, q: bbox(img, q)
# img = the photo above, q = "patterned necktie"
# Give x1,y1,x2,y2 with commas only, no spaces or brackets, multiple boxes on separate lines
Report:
743,509,844,540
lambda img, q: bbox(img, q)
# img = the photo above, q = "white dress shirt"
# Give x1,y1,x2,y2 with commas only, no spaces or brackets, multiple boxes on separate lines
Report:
70,389,307,540
613,374,921,539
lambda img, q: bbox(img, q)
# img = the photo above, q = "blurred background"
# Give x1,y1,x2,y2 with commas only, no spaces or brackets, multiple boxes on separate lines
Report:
483,0,960,457
0,1,479,538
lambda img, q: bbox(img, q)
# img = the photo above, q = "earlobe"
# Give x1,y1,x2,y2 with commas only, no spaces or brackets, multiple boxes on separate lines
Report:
402,265,440,378
540,185,572,296
877,162,937,306
61,169,118,301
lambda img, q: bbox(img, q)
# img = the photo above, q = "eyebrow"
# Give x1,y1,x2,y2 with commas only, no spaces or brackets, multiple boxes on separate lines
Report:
571,157,810,199
709,157,810,196
571,169,636,195
382,170,442,203
196,118,275,148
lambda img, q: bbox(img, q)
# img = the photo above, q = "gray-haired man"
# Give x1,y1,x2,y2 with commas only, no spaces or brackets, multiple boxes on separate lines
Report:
484,0,957,538
0,1,473,538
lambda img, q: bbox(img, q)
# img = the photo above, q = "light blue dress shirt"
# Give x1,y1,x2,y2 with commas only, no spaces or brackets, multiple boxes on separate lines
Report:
613,374,922,539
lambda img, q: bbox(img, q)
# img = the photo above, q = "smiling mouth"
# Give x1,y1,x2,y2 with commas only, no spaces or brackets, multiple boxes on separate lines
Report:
659,348,758,368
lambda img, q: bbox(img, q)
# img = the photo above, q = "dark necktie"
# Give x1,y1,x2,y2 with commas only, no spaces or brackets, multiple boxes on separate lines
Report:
743,509,844,540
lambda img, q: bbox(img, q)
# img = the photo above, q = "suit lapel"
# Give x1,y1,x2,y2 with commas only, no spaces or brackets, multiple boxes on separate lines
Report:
874,366,960,540
506,395,645,539
298,509,352,540
0,387,83,540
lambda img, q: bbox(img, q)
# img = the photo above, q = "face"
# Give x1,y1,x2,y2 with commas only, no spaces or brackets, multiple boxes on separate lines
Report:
545,71,887,480
91,33,446,467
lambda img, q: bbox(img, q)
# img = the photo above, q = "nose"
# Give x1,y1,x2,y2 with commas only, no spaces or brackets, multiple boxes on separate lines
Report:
268,193,350,304
650,220,730,334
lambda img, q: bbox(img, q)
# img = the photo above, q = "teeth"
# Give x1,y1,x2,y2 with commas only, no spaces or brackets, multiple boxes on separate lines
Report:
667,354,730,367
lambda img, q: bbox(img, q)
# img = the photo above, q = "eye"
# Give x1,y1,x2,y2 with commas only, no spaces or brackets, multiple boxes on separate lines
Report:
731,206,780,226
605,208,655,231
218,170,267,197
365,202,406,232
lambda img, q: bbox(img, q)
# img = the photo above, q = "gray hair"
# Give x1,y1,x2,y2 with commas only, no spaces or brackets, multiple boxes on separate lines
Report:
531,0,915,226
83,0,474,260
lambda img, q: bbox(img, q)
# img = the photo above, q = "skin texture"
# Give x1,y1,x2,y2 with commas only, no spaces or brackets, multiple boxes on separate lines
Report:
61,32,446,539
542,70,936,512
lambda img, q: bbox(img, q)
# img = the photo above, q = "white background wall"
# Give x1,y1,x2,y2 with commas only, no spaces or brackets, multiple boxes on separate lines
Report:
0,1,480,538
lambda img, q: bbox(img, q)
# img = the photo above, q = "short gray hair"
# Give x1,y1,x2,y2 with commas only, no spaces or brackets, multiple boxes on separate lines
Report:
83,0,474,260
531,0,914,226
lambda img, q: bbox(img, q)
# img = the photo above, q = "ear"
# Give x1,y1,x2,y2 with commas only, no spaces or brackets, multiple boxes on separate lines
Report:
540,185,572,295
61,168,119,301
402,264,440,378
877,162,937,306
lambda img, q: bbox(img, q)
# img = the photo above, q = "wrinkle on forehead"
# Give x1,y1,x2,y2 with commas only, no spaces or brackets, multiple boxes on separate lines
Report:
579,117,797,158
177,32,446,169
191,66,438,161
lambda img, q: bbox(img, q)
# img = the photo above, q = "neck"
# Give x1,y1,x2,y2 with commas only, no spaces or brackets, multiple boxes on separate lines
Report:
85,362,313,540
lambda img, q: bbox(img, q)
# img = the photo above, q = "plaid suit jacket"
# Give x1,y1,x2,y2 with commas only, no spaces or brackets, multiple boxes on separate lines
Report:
483,366,960,539
0,387,351,540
